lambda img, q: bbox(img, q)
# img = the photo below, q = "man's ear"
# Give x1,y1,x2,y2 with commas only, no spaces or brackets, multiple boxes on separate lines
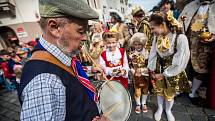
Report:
46,19,62,38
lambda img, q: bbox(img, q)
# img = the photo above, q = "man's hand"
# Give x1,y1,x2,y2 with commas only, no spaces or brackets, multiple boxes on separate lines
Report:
92,116,110,121
92,66,103,73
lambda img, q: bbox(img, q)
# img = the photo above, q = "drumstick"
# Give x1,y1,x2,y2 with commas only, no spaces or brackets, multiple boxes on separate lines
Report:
109,70,122,81
103,102,122,117
82,46,116,91
83,49,116,91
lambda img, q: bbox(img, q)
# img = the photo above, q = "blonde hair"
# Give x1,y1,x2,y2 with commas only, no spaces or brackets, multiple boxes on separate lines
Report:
102,32,119,42
130,32,148,45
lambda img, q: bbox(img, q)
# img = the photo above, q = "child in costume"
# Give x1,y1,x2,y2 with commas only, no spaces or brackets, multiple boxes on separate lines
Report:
99,31,129,88
129,32,150,113
89,34,105,80
89,34,104,63
148,11,190,121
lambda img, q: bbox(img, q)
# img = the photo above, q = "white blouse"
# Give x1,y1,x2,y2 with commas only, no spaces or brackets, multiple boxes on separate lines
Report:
99,48,129,78
148,33,190,77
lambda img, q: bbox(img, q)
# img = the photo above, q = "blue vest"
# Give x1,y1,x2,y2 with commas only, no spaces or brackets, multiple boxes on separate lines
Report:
18,45,99,121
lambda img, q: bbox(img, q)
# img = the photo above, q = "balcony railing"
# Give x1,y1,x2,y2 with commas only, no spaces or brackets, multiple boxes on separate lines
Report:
0,0,16,17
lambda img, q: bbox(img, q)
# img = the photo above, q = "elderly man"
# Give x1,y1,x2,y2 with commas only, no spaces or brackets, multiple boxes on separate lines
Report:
18,0,109,121
179,0,215,102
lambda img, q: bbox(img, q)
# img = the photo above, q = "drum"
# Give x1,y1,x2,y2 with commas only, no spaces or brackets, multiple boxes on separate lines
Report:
94,80,132,121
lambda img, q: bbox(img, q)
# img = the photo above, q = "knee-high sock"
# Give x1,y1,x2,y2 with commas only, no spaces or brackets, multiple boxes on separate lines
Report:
135,97,141,106
190,78,202,97
142,94,148,105
154,96,164,121
165,100,175,121
135,88,141,106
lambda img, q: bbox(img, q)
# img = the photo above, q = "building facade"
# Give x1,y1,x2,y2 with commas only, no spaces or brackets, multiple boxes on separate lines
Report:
0,0,129,50
85,0,129,23
0,0,41,49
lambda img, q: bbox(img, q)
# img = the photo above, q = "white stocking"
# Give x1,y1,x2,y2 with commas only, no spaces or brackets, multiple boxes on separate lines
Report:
154,96,164,121
135,97,141,106
189,78,202,98
165,100,175,121
141,94,148,105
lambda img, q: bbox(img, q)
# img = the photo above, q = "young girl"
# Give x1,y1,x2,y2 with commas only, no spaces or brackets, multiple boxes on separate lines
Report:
129,32,149,113
148,11,190,121
99,31,129,88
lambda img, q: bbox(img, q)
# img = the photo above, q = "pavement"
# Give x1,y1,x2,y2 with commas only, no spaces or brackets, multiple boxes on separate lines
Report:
0,88,215,121
0,90,20,121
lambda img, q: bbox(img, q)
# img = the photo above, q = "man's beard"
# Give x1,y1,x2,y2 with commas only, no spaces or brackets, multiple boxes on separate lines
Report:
62,49,80,57
57,36,80,57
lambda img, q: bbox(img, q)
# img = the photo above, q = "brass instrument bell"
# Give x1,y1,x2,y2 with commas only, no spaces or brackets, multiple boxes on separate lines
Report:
199,28,213,42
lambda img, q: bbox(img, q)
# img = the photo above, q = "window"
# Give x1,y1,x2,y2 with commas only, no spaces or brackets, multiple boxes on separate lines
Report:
121,7,125,14
103,6,107,13
94,0,97,9
86,0,90,5
0,0,16,17
120,0,124,4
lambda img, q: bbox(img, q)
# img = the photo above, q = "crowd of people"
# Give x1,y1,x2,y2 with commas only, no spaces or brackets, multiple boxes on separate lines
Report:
0,0,214,121
0,40,36,91
80,0,215,120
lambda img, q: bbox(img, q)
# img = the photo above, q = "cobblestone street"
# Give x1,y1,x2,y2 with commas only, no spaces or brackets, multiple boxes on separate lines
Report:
0,89,215,121
0,90,20,121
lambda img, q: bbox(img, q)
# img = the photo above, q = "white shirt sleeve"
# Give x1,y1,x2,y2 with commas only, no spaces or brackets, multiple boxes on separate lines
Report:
147,37,158,71
163,34,190,77
98,55,113,76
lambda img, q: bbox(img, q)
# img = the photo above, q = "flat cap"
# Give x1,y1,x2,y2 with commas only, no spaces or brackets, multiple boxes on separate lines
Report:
39,0,99,19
